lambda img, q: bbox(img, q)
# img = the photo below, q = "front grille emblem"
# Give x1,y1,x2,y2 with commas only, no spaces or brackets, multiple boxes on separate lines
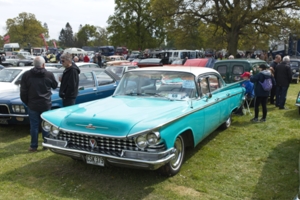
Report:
89,139,97,149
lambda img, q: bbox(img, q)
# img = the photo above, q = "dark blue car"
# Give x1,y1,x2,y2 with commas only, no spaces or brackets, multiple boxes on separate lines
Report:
0,68,120,125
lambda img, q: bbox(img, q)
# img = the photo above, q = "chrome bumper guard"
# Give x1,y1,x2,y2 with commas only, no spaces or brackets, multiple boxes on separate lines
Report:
0,113,28,117
43,138,176,170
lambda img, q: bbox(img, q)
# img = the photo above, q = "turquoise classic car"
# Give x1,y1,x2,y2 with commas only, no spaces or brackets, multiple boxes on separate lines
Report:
41,66,245,176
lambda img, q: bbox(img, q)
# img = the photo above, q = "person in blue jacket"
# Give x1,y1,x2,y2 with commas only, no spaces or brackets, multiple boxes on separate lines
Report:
234,72,254,115
250,64,276,122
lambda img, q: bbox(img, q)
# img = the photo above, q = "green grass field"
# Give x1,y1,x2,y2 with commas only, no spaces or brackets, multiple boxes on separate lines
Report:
0,84,300,200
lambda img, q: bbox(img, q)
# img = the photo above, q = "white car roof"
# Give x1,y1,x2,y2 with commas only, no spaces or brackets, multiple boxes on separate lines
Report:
130,66,220,77
75,63,99,66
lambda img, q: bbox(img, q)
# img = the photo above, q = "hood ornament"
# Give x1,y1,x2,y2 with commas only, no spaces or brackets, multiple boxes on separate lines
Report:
86,124,96,129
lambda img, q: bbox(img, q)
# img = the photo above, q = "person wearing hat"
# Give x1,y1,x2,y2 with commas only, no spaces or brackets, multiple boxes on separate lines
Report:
250,64,276,122
234,72,254,115
241,72,254,98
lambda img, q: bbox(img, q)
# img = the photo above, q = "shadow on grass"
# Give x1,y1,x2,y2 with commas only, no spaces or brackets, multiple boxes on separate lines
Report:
0,141,29,159
0,153,167,200
252,139,300,199
184,128,222,162
0,124,30,143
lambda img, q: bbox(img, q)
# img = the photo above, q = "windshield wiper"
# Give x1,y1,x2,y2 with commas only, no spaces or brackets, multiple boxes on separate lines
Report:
124,92,145,96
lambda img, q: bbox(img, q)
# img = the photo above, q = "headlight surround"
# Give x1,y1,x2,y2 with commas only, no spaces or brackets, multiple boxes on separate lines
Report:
12,105,26,113
135,135,148,149
135,131,161,149
146,131,160,145
50,126,60,137
42,120,51,132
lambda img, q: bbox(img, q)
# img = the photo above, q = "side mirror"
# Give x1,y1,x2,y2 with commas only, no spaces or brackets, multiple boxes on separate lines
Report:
78,86,84,90
205,93,212,102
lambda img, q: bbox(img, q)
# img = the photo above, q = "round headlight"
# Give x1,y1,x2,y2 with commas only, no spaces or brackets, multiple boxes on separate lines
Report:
135,135,148,149
42,121,51,132
50,126,60,137
146,132,159,145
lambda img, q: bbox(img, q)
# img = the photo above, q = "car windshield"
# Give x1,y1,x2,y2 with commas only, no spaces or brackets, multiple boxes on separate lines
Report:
114,71,198,100
106,66,124,78
0,69,22,82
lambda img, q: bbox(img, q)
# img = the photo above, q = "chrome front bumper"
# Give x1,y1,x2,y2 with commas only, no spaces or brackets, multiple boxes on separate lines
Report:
42,138,176,170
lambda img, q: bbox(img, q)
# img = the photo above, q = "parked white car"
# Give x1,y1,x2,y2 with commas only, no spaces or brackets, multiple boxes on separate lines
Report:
0,66,58,92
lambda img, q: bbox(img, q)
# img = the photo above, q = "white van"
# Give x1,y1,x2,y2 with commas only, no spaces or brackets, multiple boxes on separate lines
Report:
168,50,197,63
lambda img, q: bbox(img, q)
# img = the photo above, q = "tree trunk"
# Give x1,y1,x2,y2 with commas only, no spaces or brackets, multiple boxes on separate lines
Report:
227,31,239,57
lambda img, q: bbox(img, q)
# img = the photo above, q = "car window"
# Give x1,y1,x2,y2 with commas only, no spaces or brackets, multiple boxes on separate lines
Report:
199,77,209,96
232,65,244,81
0,69,22,83
290,61,299,68
208,75,219,92
216,65,227,75
79,72,95,88
94,71,114,86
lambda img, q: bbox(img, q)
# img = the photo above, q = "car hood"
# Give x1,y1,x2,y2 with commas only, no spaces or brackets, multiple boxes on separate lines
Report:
42,96,192,137
0,83,20,92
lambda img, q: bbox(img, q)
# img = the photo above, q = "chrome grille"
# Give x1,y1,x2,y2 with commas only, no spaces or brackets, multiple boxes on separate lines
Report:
0,105,9,114
0,105,10,120
56,131,138,157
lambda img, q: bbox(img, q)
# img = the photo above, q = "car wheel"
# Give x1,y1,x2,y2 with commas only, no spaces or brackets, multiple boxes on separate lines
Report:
158,135,185,176
220,113,232,130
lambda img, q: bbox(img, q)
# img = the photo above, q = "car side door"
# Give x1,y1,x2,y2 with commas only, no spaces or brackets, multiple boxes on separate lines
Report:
76,71,98,103
197,74,222,136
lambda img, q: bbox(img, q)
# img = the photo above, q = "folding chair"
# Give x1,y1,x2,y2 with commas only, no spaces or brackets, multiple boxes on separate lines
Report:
242,95,254,116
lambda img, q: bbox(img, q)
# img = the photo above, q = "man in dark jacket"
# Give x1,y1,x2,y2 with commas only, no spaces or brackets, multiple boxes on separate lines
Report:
269,54,281,104
20,56,58,152
274,55,292,109
97,53,102,68
59,52,81,107
250,64,276,122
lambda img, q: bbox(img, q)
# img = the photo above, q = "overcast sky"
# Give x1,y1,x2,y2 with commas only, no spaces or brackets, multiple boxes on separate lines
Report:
0,0,115,40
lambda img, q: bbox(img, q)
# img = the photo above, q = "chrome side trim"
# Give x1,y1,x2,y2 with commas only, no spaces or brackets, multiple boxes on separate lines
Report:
0,113,28,117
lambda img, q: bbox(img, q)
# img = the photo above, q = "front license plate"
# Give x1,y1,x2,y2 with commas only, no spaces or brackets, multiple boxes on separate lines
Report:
86,155,104,166
0,119,8,124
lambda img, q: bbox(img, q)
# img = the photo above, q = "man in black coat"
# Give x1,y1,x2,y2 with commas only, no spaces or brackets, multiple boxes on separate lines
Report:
274,55,292,109
20,56,58,152
269,54,281,104
59,52,81,107
97,53,102,68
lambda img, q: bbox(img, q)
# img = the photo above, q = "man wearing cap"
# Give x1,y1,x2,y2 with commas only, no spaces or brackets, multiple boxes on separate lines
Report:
274,56,292,109
250,64,275,122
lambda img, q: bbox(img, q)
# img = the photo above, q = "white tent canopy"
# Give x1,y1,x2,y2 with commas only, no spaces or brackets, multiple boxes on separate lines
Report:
63,47,87,54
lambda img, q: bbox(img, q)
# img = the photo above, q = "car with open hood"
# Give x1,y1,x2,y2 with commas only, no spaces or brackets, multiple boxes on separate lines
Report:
41,66,245,176
0,68,120,125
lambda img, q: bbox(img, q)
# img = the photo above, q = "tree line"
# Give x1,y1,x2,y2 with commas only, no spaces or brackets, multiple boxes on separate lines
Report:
2,0,300,55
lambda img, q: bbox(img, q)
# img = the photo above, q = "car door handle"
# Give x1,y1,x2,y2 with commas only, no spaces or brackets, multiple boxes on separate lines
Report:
93,87,97,91
215,98,220,101
226,93,231,97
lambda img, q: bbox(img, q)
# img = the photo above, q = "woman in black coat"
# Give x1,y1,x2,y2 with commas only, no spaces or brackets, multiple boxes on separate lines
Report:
250,64,276,122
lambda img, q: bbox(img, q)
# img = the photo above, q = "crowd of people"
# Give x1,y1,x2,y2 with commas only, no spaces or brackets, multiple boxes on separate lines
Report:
236,54,292,122
42,51,103,68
